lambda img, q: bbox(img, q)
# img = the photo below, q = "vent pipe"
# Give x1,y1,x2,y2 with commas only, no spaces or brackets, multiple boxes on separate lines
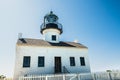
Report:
18,33,22,39
74,39,79,43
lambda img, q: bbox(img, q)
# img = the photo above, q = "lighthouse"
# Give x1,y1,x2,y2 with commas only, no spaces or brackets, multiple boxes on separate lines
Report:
41,11,62,43
14,11,91,80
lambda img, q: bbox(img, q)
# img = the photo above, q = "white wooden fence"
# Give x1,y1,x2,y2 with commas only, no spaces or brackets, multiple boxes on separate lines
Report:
1,72,120,80
18,72,120,80
0,78,12,80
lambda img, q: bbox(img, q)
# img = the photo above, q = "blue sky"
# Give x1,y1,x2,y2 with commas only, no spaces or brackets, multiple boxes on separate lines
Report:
0,0,120,77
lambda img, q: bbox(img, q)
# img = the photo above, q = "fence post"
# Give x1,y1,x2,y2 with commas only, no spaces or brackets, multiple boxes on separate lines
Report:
109,72,112,80
63,74,65,80
77,74,80,80
45,75,48,80
18,76,21,80
93,73,96,80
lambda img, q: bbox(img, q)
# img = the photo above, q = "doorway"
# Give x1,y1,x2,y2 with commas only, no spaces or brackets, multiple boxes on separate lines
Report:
54,57,61,73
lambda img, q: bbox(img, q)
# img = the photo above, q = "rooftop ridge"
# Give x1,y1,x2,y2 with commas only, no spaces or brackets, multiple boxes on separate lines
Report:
17,38,87,48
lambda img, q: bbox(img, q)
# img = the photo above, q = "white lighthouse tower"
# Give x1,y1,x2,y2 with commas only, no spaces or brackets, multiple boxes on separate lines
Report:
41,11,62,43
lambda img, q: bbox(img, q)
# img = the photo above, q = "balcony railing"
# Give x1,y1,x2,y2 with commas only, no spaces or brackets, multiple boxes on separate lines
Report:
40,22,63,34
63,66,70,73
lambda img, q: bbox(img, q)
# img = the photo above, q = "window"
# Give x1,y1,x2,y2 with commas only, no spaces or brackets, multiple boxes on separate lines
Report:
70,57,75,66
80,57,85,66
23,56,30,67
52,35,56,41
38,56,44,67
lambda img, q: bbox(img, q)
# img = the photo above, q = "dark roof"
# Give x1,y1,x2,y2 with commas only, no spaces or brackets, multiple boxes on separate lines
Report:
17,38,87,48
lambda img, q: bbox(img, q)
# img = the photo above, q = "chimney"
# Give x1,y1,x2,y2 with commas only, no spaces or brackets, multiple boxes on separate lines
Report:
74,39,79,43
18,33,22,39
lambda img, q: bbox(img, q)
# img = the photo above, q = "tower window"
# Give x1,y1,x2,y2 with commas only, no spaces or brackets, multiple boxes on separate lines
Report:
70,57,75,66
52,35,56,41
38,56,44,67
23,56,31,67
80,57,85,66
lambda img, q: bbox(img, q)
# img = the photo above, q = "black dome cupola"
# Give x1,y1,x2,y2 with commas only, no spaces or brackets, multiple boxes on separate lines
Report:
45,11,58,23
40,11,63,34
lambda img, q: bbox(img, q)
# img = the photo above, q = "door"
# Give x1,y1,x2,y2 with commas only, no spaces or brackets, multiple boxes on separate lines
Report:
55,57,61,73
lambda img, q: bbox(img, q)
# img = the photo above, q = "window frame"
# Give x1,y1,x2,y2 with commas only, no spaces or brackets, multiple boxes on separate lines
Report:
70,57,75,66
23,56,31,68
38,56,45,67
80,57,85,66
52,35,56,41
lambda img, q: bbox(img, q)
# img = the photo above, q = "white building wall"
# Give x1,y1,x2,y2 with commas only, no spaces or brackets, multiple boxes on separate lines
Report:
14,45,90,80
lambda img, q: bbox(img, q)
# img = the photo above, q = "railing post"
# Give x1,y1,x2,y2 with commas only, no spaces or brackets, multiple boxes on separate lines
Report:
63,66,69,73
109,72,112,80
19,76,21,80
45,76,48,80
93,73,96,80
77,74,80,80
63,74,65,80
63,66,65,73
